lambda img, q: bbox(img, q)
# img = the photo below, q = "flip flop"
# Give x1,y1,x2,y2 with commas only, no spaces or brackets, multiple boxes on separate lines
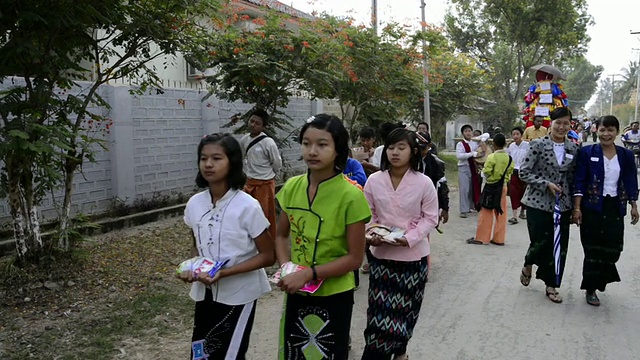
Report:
545,288,563,303
519,212,527,220
466,238,485,245
520,268,531,287
490,240,505,246
360,263,370,274
508,217,518,225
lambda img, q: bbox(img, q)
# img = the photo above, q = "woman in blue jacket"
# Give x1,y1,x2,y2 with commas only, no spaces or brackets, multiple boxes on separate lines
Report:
573,115,639,307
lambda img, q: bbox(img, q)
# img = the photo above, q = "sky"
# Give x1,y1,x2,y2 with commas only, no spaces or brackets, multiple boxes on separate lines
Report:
291,0,640,109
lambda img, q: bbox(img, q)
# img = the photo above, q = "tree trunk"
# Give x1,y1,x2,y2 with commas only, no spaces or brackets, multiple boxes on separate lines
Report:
58,165,75,250
7,159,43,262
58,151,83,250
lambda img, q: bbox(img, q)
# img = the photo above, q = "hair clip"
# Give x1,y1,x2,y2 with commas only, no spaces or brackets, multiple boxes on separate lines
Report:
306,116,315,124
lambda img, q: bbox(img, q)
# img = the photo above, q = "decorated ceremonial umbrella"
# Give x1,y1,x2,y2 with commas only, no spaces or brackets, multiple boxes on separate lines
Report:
530,64,567,81
553,194,562,285
522,64,570,127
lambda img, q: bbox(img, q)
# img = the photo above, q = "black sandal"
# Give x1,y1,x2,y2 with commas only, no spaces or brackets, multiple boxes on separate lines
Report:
466,238,485,245
520,267,531,286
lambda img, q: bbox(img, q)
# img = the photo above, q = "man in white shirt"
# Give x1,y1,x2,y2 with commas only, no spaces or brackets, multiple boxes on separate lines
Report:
370,122,405,169
240,109,282,240
507,126,530,223
456,124,480,218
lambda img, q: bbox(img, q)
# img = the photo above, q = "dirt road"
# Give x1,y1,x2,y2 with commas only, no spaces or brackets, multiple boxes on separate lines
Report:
249,190,640,360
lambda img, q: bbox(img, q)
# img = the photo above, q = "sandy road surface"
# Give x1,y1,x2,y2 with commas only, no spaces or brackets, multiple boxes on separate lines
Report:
249,190,640,360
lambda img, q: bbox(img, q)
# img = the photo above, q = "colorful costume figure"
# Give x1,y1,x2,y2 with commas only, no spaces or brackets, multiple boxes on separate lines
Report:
523,70,569,128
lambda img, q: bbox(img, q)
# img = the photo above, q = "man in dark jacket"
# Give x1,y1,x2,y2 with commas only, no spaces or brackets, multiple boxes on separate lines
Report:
417,131,450,224
416,131,449,282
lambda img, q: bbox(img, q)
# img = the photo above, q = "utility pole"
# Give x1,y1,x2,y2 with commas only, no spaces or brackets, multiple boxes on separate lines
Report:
371,0,378,34
633,47,640,123
608,73,619,115
632,31,640,123
420,0,431,130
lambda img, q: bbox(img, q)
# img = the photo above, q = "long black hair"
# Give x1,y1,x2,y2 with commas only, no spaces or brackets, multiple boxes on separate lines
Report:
380,128,421,171
195,133,246,189
298,114,350,171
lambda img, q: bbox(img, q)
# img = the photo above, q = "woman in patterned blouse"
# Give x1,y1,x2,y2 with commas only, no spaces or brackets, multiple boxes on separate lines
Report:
518,107,579,304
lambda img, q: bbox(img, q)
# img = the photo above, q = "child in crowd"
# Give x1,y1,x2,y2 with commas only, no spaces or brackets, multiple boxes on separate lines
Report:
507,127,529,223
275,114,371,359
344,149,367,187
456,125,481,218
179,134,275,360
467,133,514,246
353,126,378,176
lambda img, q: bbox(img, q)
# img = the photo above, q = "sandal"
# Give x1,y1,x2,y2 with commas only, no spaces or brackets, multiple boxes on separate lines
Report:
466,238,485,245
360,263,370,274
490,240,505,246
519,212,527,220
586,292,600,307
508,217,518,225
545,287,563,303
520,267,531,286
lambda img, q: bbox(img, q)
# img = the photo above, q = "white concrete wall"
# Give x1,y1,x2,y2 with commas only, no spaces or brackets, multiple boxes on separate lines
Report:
0,80,320,223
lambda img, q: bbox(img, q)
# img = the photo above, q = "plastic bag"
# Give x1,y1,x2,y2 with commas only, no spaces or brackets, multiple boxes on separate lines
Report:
269,262,324,294
365,224,405,244
177,257,230,302
176,257,229,278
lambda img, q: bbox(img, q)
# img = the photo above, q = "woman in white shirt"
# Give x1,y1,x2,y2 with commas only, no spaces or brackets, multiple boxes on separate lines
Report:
573,116,639,306
507,127,530,223
179,133,275,360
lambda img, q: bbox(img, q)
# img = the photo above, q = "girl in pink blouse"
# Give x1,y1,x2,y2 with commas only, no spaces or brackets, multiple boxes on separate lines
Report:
361,128,439,360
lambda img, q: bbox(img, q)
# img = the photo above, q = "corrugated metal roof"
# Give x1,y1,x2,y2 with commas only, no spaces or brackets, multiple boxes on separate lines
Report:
239,0,313,19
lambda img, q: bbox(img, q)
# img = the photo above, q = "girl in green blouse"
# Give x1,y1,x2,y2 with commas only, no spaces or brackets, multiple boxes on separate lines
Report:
275,114,371,360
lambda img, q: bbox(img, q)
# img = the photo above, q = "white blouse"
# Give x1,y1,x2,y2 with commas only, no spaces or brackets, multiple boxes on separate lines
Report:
603,155,620,196
553,142,565,166
184,189,271,305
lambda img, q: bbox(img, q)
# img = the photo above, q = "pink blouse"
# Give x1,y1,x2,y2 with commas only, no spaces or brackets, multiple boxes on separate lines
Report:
363,169,439,261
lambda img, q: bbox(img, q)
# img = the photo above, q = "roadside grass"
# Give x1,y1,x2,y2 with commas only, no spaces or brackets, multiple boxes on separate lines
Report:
0,218,195,359
439,153,459,189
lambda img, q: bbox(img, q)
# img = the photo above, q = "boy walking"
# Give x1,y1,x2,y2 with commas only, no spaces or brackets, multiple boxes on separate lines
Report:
456,125,480,218
240,109,282,240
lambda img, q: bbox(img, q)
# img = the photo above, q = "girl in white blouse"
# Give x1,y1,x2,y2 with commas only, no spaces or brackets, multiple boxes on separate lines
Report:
178,133,275,360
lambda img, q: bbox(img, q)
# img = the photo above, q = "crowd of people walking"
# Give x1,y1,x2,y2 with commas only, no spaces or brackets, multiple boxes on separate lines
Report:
177,108,638,360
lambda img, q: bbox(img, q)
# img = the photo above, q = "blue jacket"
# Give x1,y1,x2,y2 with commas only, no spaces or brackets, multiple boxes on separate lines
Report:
343,158,367,187
574,144,639,216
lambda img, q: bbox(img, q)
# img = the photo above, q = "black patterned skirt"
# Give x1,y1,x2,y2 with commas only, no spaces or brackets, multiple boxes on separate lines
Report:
580,196,624,292
524,207,571,287
191,289,256,360
279,290,354,360
362,254,428,359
